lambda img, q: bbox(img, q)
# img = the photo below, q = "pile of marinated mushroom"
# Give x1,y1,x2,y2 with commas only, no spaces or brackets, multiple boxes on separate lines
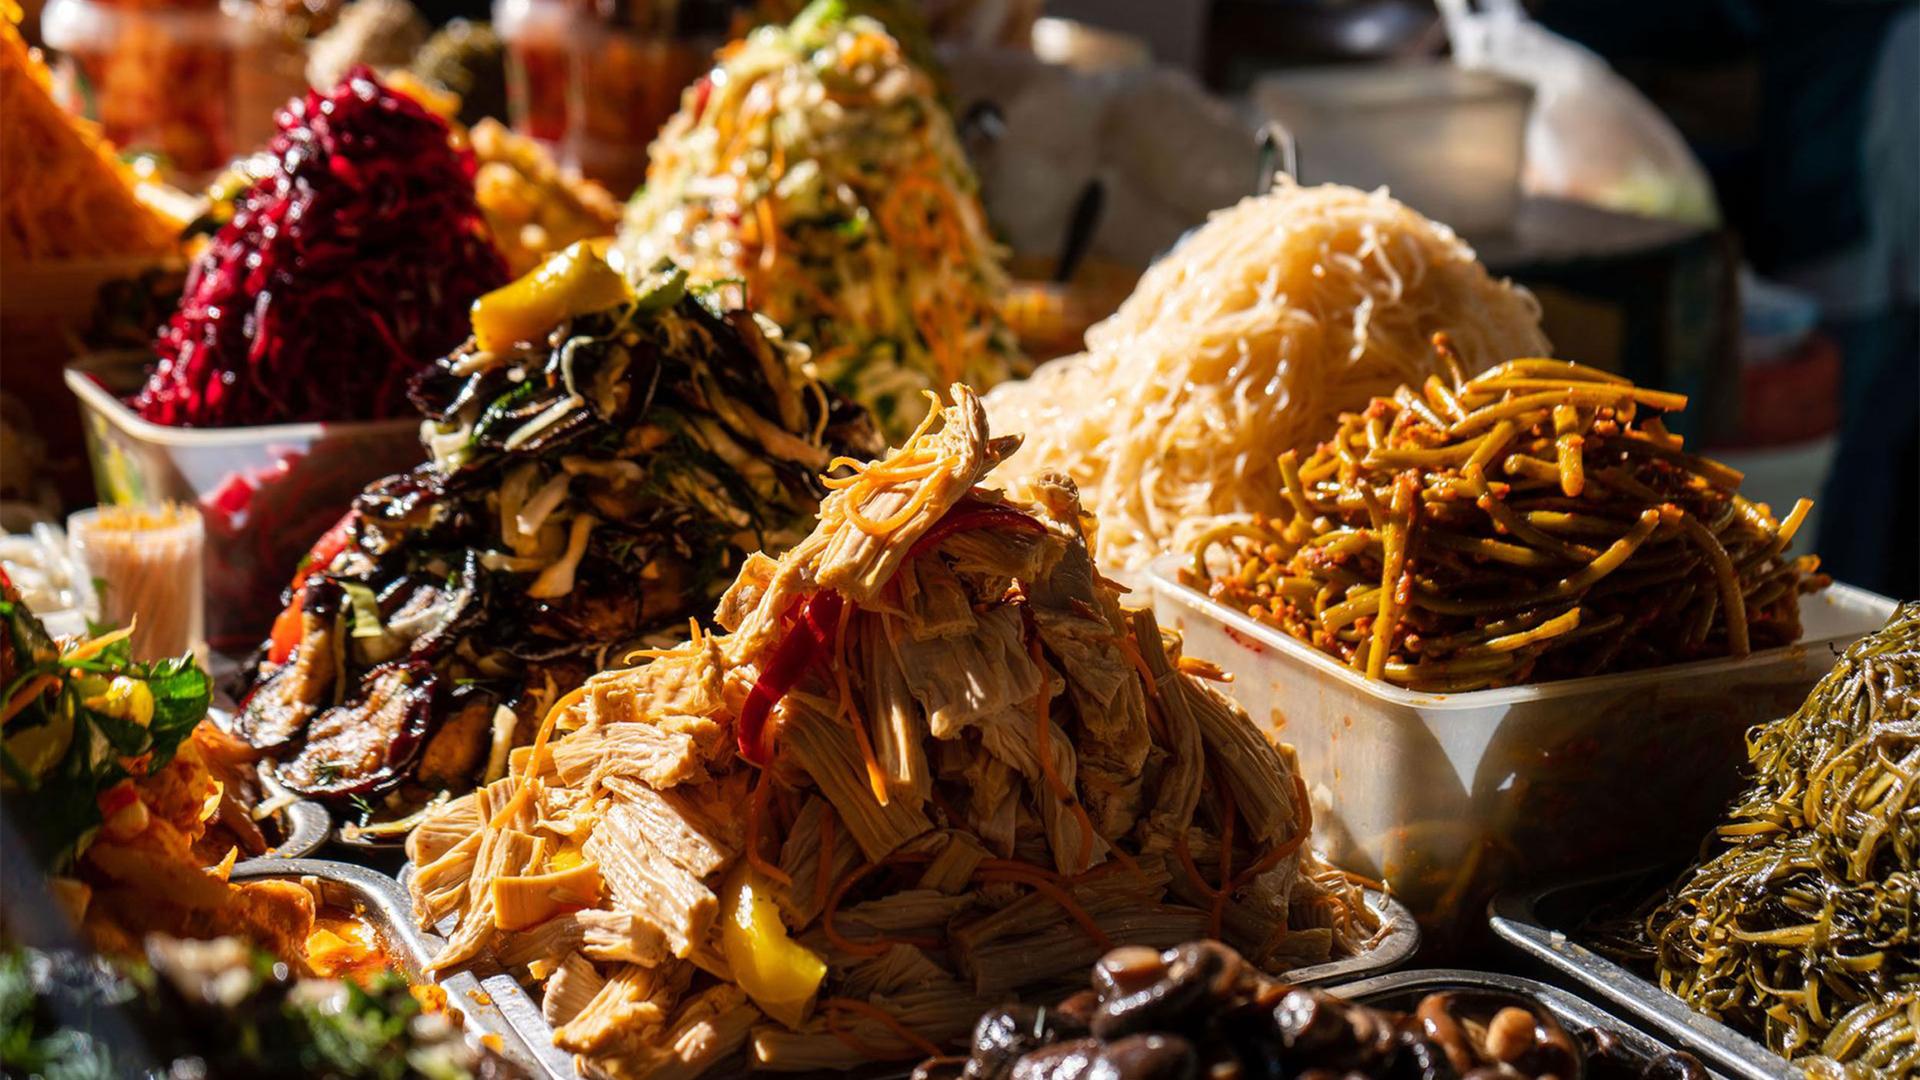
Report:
920,940,1706,1080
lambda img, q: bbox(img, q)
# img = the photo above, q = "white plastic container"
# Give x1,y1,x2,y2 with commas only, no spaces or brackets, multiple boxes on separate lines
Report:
1147,555,1897,939
65,353,423,654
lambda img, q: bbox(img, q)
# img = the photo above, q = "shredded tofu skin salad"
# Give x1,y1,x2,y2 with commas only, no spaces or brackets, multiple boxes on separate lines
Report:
983,179,1551,578
406,387,1377,1079
615,1,1024,440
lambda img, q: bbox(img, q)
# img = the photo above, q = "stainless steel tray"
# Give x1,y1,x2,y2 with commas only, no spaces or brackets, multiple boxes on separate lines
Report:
232,858,571,1079
401,869,1417,1080
1489,881,1799,1080
264,798,331,859
1276,887,1421,985
1330,967,1730,1078
201,707,332,862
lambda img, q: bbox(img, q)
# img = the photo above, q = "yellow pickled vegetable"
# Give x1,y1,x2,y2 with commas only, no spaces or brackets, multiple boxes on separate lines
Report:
3,707,73,782
491,861,603,931
85,676,155,727
718,862,825,1028
471,241,632,354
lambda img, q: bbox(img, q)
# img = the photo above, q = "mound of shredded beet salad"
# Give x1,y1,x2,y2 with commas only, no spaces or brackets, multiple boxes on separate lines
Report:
134,67,507,428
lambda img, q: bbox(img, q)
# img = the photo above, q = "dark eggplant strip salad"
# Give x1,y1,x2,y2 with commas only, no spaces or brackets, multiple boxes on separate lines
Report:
235,243,881,823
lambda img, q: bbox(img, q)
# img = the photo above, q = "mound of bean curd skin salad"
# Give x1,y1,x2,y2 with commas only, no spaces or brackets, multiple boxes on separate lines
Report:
1186,352,1827,692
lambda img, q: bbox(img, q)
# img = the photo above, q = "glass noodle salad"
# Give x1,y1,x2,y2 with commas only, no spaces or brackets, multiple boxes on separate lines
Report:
617,0,1024,438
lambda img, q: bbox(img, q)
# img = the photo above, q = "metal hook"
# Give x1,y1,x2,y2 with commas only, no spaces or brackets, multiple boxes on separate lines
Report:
1257,121,1299,192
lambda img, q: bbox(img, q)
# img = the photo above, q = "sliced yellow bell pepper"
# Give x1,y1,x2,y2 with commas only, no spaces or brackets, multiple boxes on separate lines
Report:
718,861,826,1029
470,241,633,354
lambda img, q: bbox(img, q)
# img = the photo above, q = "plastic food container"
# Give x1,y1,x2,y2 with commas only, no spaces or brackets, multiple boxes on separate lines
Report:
1490,874,1791,1080
0,256,186,507
1147,556,1897,939
1250,62,1531,237
0,523,98,639
232,859,562,1077
65,352,423,654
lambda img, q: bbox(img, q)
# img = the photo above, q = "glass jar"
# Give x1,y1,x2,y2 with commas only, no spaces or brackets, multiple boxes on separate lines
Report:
39,0,304,181
495,0,727,196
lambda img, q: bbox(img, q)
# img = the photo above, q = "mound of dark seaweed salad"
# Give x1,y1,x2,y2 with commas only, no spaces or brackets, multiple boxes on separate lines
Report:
1621,603,1918,1075
235,244,880,820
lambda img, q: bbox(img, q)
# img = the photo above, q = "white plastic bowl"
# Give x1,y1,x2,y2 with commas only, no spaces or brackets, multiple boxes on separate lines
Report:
1146,555,1896,939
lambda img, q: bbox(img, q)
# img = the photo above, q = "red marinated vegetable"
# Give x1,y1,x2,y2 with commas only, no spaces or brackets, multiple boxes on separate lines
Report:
907,498,1046,558
134,67,507,428
737,590,844,765
266,512,356,665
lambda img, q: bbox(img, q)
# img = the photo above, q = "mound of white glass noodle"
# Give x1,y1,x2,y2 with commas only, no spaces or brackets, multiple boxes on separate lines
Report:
982,178,1551,576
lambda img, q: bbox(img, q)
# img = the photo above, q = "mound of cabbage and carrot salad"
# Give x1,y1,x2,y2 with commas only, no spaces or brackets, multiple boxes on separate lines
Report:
236,244,880,828
617,1,1024,439
405,387,1377,1079
0,571,316,961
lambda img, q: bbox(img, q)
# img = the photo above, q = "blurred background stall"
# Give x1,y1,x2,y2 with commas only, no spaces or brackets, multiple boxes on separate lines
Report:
3,0,1913,597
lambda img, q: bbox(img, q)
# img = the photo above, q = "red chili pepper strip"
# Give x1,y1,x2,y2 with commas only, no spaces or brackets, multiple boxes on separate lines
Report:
266,511,357,665
267,604,304,666
689,75,714,123
907,499,1046,559
291,512,356,593
737,589,844,766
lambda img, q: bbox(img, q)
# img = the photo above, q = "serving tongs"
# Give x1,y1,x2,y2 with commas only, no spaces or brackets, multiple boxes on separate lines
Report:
1489,871,1801,1080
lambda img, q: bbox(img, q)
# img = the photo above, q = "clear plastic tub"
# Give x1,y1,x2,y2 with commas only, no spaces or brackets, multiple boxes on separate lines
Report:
1146,555,1896,940
64,353,423,654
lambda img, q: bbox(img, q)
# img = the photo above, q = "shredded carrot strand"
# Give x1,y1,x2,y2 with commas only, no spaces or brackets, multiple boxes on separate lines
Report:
1172,831,1218,901
974,860,1113,950
745,771,794,888
1175,656,1231,682
2,674,61,724
65,624,134,663
1228,774,1314,892
821,863,891,958
822,1014,900,1061
848,707,890,807
822,853,936,959
828,597,891,806
488,683,583,828
813,809,837,916
1334,867,1387,893
821,454,943,489
756,197,779,272
1209,776,1237,940
845,468,947,535
1117,634,1160,699
1025,634,1096,870
821,998,944,1059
